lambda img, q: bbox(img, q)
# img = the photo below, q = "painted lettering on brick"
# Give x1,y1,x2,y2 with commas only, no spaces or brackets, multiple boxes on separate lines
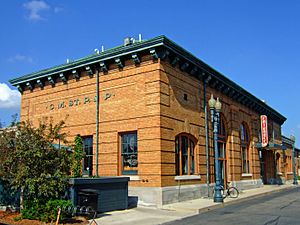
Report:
48,96,96,111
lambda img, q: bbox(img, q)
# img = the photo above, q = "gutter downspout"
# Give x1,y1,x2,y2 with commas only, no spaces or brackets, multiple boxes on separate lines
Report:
96,69,99,177
204,77,210,197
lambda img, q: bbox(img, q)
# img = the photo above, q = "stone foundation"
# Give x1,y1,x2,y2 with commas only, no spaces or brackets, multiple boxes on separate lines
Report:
129,179,264,207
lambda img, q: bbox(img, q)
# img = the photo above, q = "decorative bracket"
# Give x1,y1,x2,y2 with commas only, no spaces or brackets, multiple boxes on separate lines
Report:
85,66,93,77
190,67,198,76
150,48,158,59
115,58,123,69
48,76,55,86
223,87,230,94
131,53,140,64
160,50,170,60
180,62,189,71
26,82,33,91
37,79,44,88
211,80,219,88
204,75,212,84
59,73,67,83
16,85,23,93
72,70,80,80
171,57,180,67
217,83,224,91
100,61,108,72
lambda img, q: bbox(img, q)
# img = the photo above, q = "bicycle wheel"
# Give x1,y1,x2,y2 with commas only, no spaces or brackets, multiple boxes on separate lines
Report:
228,187,239,198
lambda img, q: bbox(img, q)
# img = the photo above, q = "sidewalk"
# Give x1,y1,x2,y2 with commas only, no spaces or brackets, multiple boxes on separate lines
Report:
93,184,296,225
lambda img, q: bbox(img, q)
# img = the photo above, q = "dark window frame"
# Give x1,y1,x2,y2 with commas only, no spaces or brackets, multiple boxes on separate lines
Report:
120,131,138,175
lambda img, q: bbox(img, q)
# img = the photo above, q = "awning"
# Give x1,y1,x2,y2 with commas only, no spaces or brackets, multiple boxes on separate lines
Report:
255,142,287,150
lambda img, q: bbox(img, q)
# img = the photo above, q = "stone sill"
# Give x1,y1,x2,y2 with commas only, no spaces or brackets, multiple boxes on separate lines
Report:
121,175,140,181
241,173,253,177
175,175,201,181
277,172,283,176
287,172,293,175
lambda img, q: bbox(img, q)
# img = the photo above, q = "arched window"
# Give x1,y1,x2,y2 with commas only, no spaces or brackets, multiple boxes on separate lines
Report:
175,134,196,175
240,123,250,173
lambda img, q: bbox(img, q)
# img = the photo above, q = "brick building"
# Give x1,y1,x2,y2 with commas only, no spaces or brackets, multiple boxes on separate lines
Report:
10,36,290,206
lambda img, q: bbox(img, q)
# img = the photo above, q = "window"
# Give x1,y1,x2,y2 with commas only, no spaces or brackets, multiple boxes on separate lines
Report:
121,132,138,175
240,123,250,173
175,134,196,175
217,115,227,186
82,136,93,176
183,93,188,101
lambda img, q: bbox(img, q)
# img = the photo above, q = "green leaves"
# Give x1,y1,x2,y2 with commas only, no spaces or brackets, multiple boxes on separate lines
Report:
72,135,83,177
0,118,72,210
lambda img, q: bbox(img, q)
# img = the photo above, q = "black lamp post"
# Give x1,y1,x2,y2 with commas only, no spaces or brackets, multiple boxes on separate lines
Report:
209,94,223,203
290,135,298,185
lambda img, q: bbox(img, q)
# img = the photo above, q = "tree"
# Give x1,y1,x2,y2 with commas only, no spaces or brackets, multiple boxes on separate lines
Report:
72,135,83,177
0,118,72,210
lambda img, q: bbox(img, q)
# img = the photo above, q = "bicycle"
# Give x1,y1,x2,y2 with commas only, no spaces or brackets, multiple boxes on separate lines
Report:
213,182,239,199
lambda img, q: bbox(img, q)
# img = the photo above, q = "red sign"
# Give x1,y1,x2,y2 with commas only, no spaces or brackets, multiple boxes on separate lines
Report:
260,115,268,147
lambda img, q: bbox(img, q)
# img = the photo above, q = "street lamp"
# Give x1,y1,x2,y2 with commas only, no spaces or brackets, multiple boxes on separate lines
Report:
209,94,223,203
290,135,298,185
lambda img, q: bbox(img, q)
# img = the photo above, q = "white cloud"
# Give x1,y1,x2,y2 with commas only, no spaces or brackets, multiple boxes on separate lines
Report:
23,0,50,21
54,7,63,13
0,83,21,109
8,54,33,63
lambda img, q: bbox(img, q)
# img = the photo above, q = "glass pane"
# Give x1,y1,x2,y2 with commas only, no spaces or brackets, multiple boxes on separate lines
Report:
175,136,179,175
181,136,188,175
181,136,188,155
182,155,188,175
190,141,195,175
83,136,93,176
122,132,138,175
240,124,245,141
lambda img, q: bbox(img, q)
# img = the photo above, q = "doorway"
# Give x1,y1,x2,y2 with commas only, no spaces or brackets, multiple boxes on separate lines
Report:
260,149,276,184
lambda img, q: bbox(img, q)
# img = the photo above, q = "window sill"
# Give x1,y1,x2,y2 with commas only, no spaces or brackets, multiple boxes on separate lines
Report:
241,173,253,177
175,175,201,181
120,175,140,181
277,172,283,176
287,172,293,175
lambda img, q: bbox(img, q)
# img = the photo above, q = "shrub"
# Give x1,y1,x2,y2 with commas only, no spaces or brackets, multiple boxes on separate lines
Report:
22,199,72,222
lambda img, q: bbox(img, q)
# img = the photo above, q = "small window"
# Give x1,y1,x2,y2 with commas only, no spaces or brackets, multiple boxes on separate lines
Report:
175,134,196,175
183,93,188,101
121,132,138,175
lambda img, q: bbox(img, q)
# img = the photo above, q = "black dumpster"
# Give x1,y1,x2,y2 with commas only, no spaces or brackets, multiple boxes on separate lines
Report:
69,177,129,213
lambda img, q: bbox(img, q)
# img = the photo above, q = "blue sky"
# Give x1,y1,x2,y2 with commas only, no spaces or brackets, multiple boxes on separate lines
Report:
0,1,299,144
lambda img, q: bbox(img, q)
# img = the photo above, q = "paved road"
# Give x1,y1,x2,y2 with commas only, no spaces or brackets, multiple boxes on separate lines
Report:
164,187,300,225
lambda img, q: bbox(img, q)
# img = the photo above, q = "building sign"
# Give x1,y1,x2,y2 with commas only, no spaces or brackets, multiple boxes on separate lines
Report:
260,115,268,147
48,96,97,111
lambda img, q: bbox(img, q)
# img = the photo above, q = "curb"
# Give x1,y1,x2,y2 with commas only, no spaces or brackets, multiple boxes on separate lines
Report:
197,185,297,214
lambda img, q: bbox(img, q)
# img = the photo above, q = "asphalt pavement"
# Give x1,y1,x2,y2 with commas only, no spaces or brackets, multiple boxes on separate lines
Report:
94,183,297,225
163,187,300,225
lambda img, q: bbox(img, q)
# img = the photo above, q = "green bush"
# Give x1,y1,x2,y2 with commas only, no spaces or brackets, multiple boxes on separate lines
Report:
297,175,300,180
22,199,72,222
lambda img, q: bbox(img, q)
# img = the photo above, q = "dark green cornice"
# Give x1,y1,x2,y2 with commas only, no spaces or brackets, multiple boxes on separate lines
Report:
9,35,286,125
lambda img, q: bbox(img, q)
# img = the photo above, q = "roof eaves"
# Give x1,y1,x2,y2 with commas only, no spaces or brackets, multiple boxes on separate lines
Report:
9,35,167,85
